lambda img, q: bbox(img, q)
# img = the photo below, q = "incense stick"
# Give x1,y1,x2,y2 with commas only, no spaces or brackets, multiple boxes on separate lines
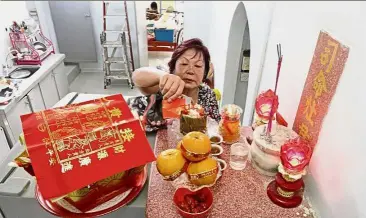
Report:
267,44,283,134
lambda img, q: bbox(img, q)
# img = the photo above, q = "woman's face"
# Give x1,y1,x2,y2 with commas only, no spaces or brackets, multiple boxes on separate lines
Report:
174,48,205,90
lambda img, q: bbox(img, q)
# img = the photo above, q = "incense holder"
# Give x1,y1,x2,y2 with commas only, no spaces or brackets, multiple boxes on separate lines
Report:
250,124,298,176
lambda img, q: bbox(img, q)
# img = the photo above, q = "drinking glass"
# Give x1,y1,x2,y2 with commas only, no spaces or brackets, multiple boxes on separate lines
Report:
230,142,250,170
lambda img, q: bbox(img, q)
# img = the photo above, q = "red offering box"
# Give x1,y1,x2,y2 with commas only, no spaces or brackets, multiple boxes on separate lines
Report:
20,94,156,204
62,166,145,213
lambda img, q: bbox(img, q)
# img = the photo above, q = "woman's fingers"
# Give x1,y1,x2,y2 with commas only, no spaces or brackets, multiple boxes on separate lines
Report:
168,80,185,102
159,75,168,91
164,79,180,100
160,74,185,101
162,78,174,96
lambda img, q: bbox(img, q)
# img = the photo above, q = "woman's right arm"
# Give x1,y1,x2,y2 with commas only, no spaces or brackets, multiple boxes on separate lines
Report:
132,67,185,101
132,67,167,95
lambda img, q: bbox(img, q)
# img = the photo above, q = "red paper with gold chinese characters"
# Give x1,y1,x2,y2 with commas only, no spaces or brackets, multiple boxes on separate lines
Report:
293,31,349,148
20,94,156,200
162,98,185,119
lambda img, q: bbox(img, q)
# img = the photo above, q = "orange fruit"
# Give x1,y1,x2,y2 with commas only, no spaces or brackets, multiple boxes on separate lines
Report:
176,141,183,151
187,157,218,186
156,149,187,181
181,131,211,162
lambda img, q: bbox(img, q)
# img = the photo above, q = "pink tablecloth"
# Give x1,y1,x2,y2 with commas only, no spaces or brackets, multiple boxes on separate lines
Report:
146,127,315,218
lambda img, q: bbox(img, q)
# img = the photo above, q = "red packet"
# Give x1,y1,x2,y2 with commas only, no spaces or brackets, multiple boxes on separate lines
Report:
162,96,191,119
20,94,156,200
276,112,288,127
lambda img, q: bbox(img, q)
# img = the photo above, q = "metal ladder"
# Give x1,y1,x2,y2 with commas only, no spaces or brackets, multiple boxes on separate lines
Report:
100,1,135,89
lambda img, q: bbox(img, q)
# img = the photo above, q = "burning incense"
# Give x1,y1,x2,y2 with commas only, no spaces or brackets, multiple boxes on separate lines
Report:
267,44,283,134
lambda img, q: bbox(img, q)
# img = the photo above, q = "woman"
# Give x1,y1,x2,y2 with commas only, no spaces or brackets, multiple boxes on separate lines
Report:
130,38,220,131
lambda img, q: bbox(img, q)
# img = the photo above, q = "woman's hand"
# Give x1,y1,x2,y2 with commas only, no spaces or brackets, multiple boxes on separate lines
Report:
159,74,185,102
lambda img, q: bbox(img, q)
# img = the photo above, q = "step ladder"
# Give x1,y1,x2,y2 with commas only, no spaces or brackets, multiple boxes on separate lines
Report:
100,1,135,89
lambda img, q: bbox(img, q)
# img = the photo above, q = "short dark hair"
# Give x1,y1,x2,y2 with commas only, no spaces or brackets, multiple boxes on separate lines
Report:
168,38,211,79
150,2,158,10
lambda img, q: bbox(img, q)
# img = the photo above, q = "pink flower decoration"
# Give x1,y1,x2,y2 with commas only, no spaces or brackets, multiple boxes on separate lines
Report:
280,138,313,174
255,89,279,120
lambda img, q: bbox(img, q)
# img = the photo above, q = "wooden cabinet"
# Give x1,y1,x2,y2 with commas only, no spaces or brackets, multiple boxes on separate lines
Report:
39,72,60,109
7,96,32,144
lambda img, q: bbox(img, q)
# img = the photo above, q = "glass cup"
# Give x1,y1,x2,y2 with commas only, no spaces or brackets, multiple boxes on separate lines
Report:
219,104,243,144
230,142,250,170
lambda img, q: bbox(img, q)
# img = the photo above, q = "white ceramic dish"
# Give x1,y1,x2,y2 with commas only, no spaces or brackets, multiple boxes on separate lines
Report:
209,135,223,145
211,144,223,157
215,158,227,171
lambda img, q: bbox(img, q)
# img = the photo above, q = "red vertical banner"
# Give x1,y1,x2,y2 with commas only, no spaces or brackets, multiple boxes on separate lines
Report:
293,31,349,149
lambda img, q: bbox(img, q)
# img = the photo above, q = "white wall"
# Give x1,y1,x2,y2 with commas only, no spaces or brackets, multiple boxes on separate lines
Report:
180,1,275,124
34,1,59,53
0,2,30,74
135,1,150,68
183,1,213,47
259,2,366,217
197,1,274,125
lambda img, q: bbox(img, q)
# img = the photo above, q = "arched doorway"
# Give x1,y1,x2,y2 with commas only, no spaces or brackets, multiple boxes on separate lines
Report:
221,2,250,121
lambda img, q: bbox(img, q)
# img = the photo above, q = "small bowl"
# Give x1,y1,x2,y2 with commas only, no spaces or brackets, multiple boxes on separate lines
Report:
173,187,213,218
216,158,227,172
209,135,223,145
210,144,223,157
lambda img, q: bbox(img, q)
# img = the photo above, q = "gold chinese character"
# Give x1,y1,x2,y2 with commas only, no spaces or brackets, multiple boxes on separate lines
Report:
114,145,126,154
320,47,330,66
97,150,109,160
120,128,134,142
73,152,79,156
36,113,43,120
298,123,311,141
56,119,73,127
86,149,91,153
46,149,54,156
61,161,73,173
304,95,317,126
325,40,339,73
42,138,51,147
55,140,67,152
49,158,56,166
88,132,97,142
79,157,91,167
109,107,122,118
38,123,47,132
100,128,117,142
313,70,327,98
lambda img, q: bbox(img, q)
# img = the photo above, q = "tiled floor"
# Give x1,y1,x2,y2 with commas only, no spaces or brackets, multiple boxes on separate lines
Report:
69,51,173,96
69,71,141,96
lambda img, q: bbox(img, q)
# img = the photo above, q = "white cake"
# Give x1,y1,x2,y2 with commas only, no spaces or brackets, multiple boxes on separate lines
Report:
250,124,298,176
